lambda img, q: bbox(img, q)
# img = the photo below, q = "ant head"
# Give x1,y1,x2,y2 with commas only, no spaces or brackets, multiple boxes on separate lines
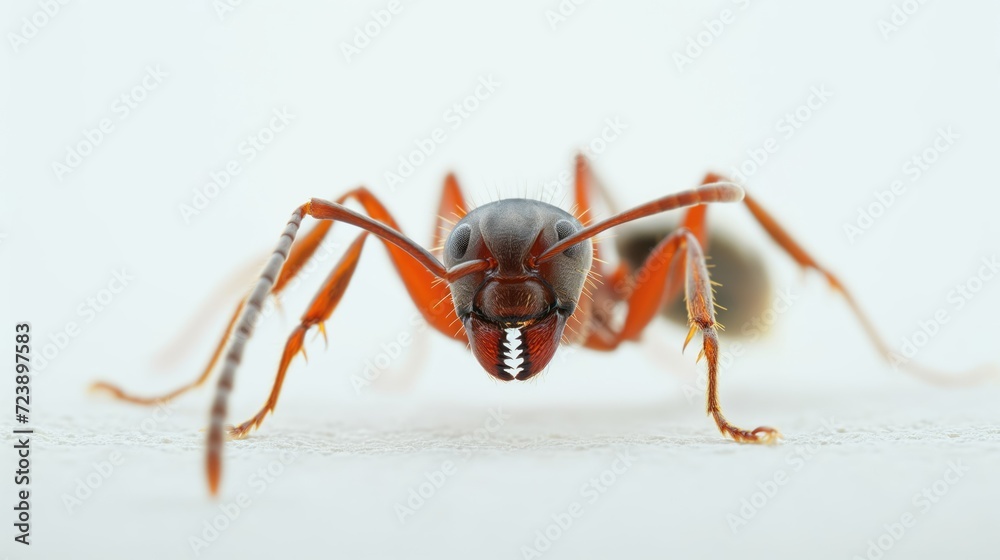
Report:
444,199,593,381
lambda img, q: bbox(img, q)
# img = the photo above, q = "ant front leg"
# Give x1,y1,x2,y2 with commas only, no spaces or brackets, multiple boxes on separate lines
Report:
675,232,780,444
566,156,777,442
585,225,780,444
229,174,475,433
226,232,369,440
205,194,492,494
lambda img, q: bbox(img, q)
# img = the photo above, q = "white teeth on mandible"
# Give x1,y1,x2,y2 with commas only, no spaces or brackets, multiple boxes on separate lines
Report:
503,327,525,377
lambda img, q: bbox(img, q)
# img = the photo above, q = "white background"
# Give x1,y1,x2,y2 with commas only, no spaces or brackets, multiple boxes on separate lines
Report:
2,1,999,559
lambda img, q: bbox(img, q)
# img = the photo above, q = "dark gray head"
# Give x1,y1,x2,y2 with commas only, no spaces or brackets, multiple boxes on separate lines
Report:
443,199,593,381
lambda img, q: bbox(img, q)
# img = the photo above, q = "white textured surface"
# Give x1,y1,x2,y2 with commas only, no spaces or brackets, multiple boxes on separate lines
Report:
7,368,1000,560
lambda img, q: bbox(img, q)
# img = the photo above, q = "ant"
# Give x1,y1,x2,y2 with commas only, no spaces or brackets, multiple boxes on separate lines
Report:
93,154,994,494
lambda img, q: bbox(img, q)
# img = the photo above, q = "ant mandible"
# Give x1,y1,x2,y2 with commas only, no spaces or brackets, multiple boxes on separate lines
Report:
93,154,993,494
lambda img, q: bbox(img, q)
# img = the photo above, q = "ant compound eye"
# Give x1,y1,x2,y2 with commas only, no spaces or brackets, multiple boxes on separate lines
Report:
448,223,472,260
554,219,581,259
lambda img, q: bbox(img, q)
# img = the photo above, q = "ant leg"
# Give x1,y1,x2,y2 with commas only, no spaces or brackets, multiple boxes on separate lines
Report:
227,232,368,440
676,231,780,443
94,176,470,405
90,299,247,404
227,174,471,436
586,227,780,443
90,202,344,405
205,196,492,493
364,174,471,391
692,173,996,385
659,179,713,307
566,160,742,347
153,257,264,371
329,187,469,341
